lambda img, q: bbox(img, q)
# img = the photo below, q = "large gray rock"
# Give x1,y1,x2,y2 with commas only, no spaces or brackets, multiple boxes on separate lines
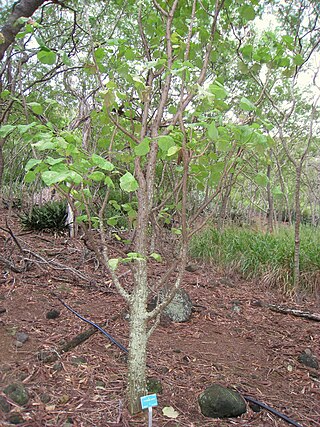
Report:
198,384,246,418
150,288,193,322
163,288,193,322
298,349,319,370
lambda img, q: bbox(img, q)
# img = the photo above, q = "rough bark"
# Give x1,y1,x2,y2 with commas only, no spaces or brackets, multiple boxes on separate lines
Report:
293,166,302,289
0,0,47,62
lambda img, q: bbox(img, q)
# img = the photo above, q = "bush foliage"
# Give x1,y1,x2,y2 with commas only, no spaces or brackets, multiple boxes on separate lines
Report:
20,201,67,232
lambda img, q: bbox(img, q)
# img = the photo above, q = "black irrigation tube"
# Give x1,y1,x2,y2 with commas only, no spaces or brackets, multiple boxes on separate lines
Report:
54,293,128,354
54,295,305,427
243,396,304,427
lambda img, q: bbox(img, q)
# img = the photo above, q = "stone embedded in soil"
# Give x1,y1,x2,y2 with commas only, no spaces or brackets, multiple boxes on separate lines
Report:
198,384,247,418
37,349,58,363
40,393,51,404
0,395,11,413
71,356,87,366
298,349,319,369
185,263,199,272
7,412,24,425
4,383,29,406
15,332,29,343
147,377,163,394
150,288,193,322
46,309,60,319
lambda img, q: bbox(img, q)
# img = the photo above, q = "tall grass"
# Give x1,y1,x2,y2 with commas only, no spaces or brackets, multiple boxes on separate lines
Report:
189,225,320,294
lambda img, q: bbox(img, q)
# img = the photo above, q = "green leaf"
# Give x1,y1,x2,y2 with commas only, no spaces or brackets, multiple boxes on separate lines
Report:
28,102,43,115
41,170,68,185
37,49,57,65
17,122,37,134
293,54,304,66
107,216,119,226
108,258,120,271
254,172,268,187
25,158,42,171
91,154,115,171
24,170,36,183
239,97,255,111
158,135,175,153
0,124,15,138
45,156,65,166
167,145,180,156
216,139,230,152
94,47,105,61
240,5,255,21
150,252,162,262
134,138,150,156
88,171,105,182
241,45,253,59
120,172,139,192
208,122,218,140
104,176,115,188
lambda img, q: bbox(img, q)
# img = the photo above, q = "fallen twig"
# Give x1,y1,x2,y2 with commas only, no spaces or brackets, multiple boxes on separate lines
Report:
252,300,320,322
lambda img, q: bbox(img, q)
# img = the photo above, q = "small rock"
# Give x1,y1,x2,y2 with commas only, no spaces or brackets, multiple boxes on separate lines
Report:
71,356,87,366
52,362,63,372
198,384,247,418
46,310,60,320
59,394,70,404
8,413,24,425
0,395,11,413
298,349,319,370
150,288,193,322
185,264,199,272
15,332,29,344
14,341,23,348
37,349,58,363
95,380,105,389
4,383,29,406
40,393,51,404
147,377,163,394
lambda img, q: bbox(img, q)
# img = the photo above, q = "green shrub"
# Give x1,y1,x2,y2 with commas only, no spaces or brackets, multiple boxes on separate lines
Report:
20,201,67,232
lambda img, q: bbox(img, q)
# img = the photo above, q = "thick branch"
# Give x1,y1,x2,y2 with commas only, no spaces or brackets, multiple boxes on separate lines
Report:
0,0,48,62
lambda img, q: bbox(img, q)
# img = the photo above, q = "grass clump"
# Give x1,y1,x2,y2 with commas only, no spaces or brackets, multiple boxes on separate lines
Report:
20,201,67,232
189,225,320,294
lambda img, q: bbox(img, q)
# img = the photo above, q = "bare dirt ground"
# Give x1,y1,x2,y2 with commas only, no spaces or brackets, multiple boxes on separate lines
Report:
0,207,319,427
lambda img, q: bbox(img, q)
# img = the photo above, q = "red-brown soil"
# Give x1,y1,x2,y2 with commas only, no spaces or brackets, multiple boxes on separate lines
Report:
0,208,319,427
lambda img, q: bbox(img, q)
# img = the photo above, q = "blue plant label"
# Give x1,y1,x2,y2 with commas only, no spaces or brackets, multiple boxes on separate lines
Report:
140,394,158,409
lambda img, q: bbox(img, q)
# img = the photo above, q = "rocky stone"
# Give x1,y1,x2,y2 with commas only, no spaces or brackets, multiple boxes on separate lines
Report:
198,384,247,418
185,263,199,272
149,288,193,322
163,288,193,322
40,393,51,404
4,383,29,406
147,377,163,394
71,356,87,366
298,349,319,370
46,309,60,319
37,349,58,363
8,413,24,424
52,362,63,372
15,332,29,344
0,395,11,413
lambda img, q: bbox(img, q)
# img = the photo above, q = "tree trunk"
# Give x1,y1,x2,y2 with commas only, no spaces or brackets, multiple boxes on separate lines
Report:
266,162,274,233
127,260,149,414
293,166,302,289
0,0,47,62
